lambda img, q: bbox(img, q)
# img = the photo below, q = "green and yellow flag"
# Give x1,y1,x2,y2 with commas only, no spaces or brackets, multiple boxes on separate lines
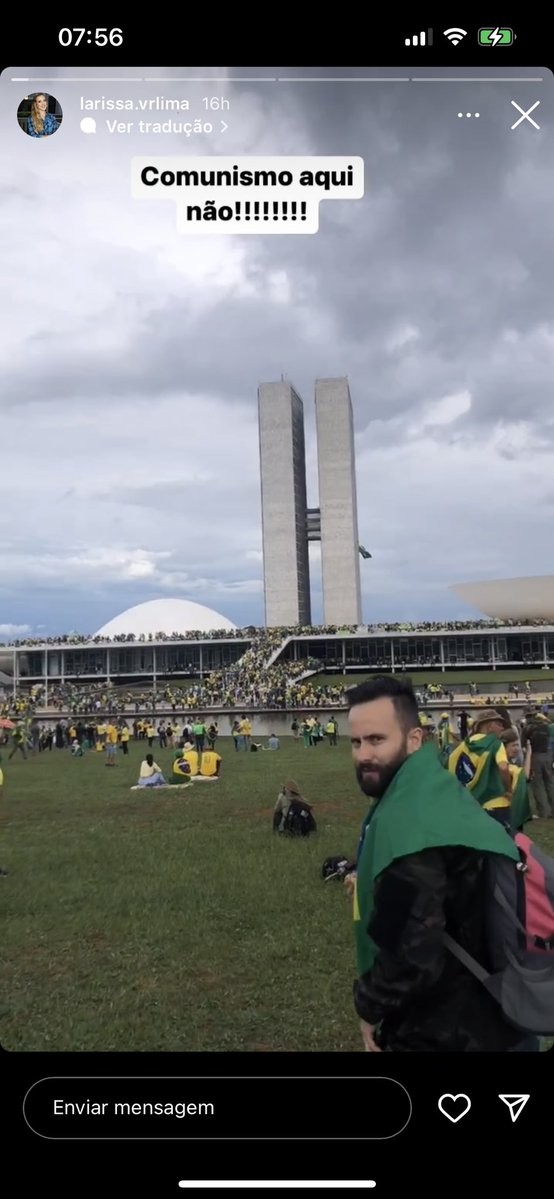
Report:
445,733,509,812
508,763,531,830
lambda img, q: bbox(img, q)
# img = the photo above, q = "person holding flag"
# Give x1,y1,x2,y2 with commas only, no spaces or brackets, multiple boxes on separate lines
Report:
444,708,512,823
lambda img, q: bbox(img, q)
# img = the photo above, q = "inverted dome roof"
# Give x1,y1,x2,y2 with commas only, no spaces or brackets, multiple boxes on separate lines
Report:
95,598,236,637
450,576,554,620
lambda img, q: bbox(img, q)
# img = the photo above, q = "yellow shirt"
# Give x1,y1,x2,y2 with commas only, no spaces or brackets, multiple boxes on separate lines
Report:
183,749,199,776
200,751,221,777
121,729,130,742
107,726,118,745
0,767,3,787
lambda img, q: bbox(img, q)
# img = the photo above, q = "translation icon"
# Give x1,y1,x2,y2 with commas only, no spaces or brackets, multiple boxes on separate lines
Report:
498,1094,530,1123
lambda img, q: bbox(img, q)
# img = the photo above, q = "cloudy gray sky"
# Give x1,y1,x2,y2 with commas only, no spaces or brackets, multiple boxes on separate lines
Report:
0,65,552,639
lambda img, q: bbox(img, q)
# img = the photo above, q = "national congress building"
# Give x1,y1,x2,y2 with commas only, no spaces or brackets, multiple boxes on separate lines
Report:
257,377,366,627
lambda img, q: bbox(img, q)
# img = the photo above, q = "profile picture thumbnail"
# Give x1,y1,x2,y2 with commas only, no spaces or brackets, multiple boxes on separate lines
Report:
17,92,63,138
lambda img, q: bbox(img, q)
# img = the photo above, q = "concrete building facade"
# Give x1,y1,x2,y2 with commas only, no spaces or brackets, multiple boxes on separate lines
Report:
257,381,311,626
258,376,364,628
315,378,362,625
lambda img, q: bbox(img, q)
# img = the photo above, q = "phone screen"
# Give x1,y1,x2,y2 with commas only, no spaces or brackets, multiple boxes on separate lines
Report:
1,23,553,1197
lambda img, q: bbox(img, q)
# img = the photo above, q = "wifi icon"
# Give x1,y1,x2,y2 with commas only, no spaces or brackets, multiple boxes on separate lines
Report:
444,27,468,45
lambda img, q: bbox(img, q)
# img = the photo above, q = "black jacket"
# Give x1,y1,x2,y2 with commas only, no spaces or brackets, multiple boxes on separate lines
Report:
353,845,522,1052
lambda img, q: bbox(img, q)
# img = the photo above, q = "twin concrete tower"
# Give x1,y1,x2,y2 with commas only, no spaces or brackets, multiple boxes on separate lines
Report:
258,377,365,627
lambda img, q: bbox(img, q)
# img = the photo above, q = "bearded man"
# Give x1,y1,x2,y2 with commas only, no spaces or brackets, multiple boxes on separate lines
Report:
347,676,523,1053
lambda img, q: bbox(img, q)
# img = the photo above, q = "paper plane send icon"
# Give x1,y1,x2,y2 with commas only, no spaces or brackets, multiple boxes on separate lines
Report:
498,1094,530,1123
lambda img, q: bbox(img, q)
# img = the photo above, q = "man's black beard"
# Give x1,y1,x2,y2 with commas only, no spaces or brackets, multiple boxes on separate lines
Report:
355,745,408,799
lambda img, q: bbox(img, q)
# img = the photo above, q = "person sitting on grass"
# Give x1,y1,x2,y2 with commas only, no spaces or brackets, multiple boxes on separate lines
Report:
198,748,222,779
272,779,316,836
181,741,199,776
137,753,166,788
170,750,192,784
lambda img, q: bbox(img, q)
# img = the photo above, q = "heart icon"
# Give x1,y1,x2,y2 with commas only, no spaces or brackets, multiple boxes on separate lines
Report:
438,1094,471,1123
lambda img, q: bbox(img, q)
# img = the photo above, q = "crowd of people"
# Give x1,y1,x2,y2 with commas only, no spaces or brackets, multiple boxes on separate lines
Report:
2,624,357,648
3,614,553,650
1,712,291,760
363,617,552,632
0,715,225,756
2,670,554,724
1,630,328,716
419,704,554,821
4,619,554,725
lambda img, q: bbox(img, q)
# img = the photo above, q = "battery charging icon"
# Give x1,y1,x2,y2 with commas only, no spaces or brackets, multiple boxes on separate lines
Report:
478,26,514,46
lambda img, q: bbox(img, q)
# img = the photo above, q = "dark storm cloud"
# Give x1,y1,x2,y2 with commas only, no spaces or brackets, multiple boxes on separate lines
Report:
1,66,553,633
4,75,552,438
243,74,554,431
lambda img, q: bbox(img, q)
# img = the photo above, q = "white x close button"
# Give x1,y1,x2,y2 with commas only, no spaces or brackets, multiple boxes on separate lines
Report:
510,100,541,130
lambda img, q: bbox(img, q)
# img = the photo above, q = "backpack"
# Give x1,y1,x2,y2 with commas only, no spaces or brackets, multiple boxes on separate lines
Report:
283,798,317,838
321,855,356,881
444,826,554,1036
525,722,550,755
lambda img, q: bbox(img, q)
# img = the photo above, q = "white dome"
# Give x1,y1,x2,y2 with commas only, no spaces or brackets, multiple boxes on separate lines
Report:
95,598,237,638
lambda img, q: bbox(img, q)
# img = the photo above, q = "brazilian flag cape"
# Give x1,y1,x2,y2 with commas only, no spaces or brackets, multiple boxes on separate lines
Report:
508,763,531,830
353,742,519,976
445,733,509,812
170,751,190,783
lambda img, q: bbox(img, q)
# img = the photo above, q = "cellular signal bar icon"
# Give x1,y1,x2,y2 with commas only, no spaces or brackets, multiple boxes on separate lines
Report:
405,29,433,46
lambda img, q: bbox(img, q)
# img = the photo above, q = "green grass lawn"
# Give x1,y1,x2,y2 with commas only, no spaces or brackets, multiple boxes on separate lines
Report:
2,739,553,1053
311,669,554,688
